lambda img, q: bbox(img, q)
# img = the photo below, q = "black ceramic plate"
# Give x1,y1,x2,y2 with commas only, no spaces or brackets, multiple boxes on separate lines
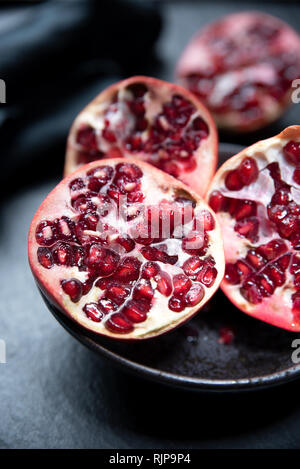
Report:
44,143,300,392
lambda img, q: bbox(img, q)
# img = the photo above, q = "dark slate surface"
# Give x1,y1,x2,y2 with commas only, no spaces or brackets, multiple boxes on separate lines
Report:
1,1,300,449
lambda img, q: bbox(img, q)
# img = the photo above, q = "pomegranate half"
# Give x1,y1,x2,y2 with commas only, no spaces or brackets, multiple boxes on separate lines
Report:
64,76,218,197
207,125,300,331
177,12,300,132
29,159,224,340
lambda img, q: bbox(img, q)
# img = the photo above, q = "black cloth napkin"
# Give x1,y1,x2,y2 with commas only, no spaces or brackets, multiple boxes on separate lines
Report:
0,0,162,197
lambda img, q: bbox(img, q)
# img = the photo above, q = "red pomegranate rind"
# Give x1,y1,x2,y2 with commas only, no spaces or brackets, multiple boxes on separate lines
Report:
207,125,300,331
177,12,300,132
65,76,217,197
29,158,224,340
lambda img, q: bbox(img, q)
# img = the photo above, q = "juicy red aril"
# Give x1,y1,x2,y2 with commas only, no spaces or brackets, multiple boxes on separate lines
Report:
76,125,98,151
122,301,147,323
141,261,160,279
182,256,204,279
225,170,243,191
98,298,117,314
194,210,215,231
52,242,73,266
69,178,85,191
271,188,291,205
115,235,135,252
72,194,96,214
237,157,259,185
197,265,217,287
141,246,178,265
115,162,143,180
182,232,208,256
168,296,185,312
209,190,226,212
278,214,298,238
61,278,83,302
283,141,300,166
234,200,257,221
257,239,287,261
293,168,300,185
241,278,263,304
85,244,120,276
114,257,141,281
263,264,285,287
35,220,57,246
133,280,154,302
173,274,192,296
83,303,103,322
246,250,267,270
105,313,134,333
234,217,258,242
225,263,241,284
236,260,253,279
106,284,130,305
156,271,172,296
87,165,114,184
37,247,53,269
185,284,205,306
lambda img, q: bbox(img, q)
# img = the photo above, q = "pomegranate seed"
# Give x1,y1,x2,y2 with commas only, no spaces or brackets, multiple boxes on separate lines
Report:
156,271,172,296
257,239,287,261
76,125,98,150
85,244,106,267
52,242,73,266
102,126,117,143
241,278,263,304
271,188,291,205
168,296,185,312
197,265,217,287
277,253,291,270
185,284,205,306
278,213,297,238
72,194,96,214
173,274,192,296
115,162,143,180
87,165,114,184
293,168,300,185
98,298,117,314
237,157,259,185
37,247,53,269
234,217,258,242
141,246,178,265
225,263,240,284
196,210,215,231
209,190,226,212
116,235,135,252
106,284,130,305
182,231,209,256
182,256,204,279
236,259,253,279
257,274,275,296
72,246,84,268
105,313,134,333
267,204,288,224
225,170,244,191
133,280,154,302
142,261,160,279
35,220,57,246
218,326,234,345
283,140,300,166
264,263,285,287
69,178,85,191
122,301,147,323
114,257,141,281
83,303,103,322
246,250,267,270
234,200,257,221
61,278,83,302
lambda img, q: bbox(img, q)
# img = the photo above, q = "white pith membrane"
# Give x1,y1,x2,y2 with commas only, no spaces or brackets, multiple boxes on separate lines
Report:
29,159,224,340
207,126,300,331
177,12,300,132
65,77,217,196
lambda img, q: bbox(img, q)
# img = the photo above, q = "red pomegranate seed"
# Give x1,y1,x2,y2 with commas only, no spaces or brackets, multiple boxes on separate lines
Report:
257,239,287,261
141,261,160,279
52,242,73,266
196,210,215,231
293,168,300,185
141,246,178,265
83,303,103,322
87,165,114,184
182,256,204,279
225,170,244,191
122,301,147,323
237,157,259,185
72,194,96,214
105,313,134,333
246,250,267,270
173,274,192,296
218,326,234,345
271,188,291,205
277,253,291,270
257,274,275,296
37,247,53,269
156,271,172,297
98,298,117,314
72,246,84,268
185,284,205,306
283,140,300,166
168,296,185,312
278,213,297,238
182,231,208,256
209,190,226,212
267,204,288,223
234,217,258,242
69,178,85,191
61,278,83,302
264,263,285,287
76,125,98,150
197,265,217,287
241,278,263,304
236,259,253,279
35,220,57,246
133,280,154,302
106,284,130,305
114,257,141,281
234,200,257,221
115,162,143,180
85,244,106,267
116,235,135,253
225,263,240,284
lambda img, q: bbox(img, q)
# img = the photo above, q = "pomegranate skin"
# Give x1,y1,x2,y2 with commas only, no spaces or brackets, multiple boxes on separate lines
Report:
177,12,300,133
64,76,218,197
29,158,224,341
207,125,300,331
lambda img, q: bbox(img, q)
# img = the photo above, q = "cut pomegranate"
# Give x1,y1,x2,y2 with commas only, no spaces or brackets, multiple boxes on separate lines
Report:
65,76,217,197
177,12,300,132
29,158,224,340
207,125,300,331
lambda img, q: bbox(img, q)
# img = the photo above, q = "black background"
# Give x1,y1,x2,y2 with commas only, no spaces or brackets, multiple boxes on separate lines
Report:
1,0,300,449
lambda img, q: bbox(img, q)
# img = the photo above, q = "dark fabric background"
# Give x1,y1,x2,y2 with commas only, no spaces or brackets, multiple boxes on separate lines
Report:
1,0,300,450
